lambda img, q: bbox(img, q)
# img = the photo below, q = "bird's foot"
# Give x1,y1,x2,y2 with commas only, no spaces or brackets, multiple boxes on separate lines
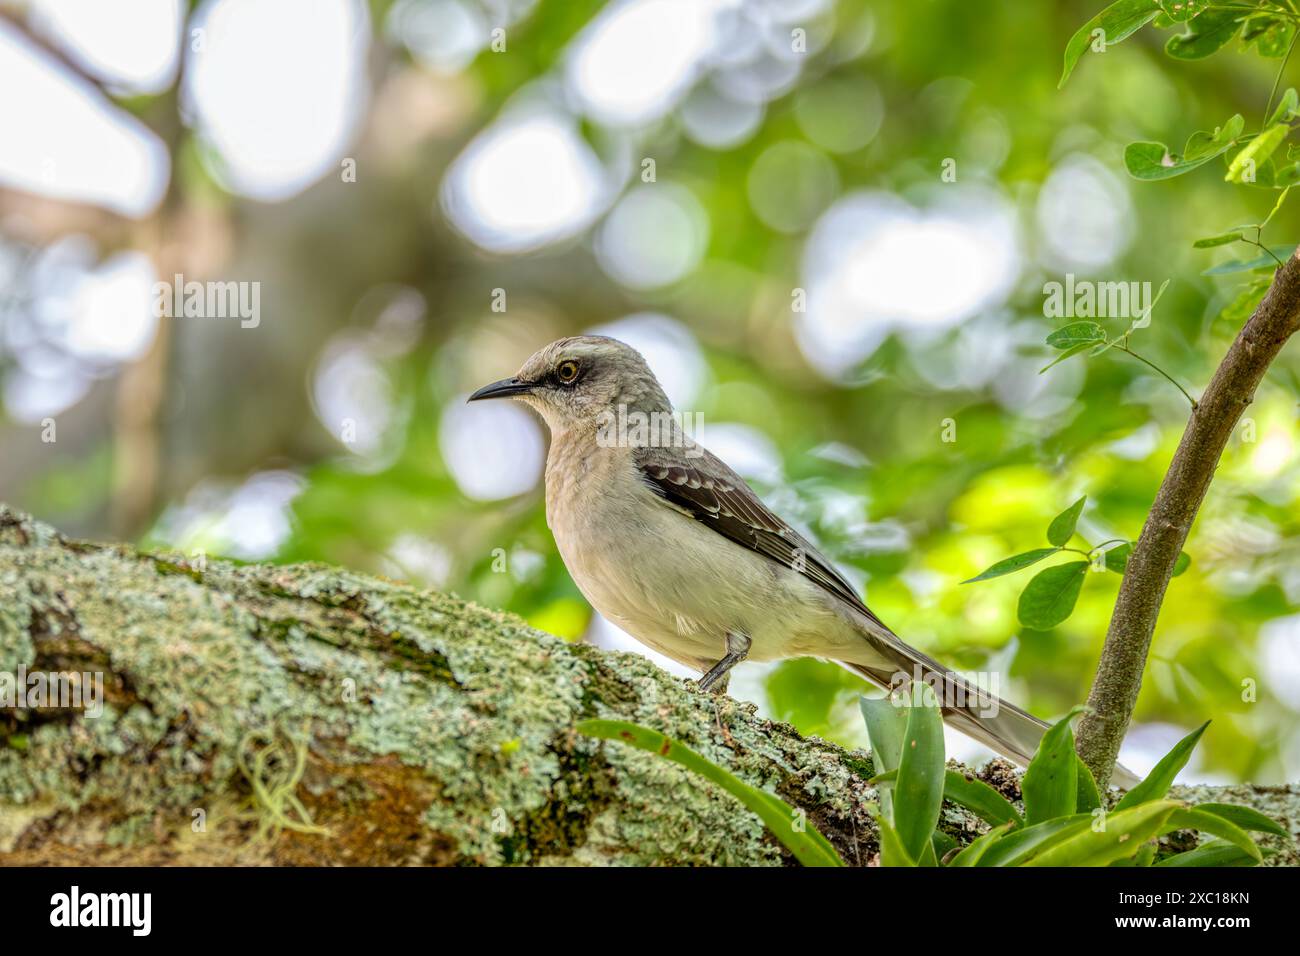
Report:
695,632,751,694
694,672,731,695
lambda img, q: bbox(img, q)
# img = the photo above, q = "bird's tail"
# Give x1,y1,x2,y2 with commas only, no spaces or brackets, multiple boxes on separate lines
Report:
838,642,1139,789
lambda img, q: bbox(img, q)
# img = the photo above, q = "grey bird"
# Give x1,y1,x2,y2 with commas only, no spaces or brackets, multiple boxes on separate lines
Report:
469,335,1113,777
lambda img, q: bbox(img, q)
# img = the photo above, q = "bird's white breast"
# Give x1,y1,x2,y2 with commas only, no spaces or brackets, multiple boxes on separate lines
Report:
544,433,862,672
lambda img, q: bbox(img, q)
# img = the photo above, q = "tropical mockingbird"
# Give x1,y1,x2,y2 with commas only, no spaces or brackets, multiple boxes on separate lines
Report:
470,335,1124,778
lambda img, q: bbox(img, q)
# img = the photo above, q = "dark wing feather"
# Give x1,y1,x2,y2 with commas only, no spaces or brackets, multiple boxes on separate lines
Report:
634,446,892,634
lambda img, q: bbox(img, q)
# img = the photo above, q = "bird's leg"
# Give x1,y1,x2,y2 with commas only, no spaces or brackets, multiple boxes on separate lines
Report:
696,632,751,694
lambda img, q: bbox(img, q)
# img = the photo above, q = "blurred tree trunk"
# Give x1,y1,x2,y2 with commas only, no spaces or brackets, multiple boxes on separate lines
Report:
0,505,1296,866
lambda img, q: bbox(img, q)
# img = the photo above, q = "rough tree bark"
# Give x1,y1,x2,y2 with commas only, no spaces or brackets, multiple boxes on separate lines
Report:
1,505,1296,866
1078,250,1300,788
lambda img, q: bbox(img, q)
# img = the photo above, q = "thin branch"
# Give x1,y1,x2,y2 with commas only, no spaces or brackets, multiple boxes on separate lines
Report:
1114,344,1199,410
1077,249,1300,787
1242,235,1287,268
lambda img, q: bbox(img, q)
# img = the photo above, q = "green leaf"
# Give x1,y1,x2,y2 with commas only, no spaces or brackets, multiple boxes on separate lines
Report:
1184,114,1245,160
1165,8,1245,59
1039,341,1099,373
1110,843,1157,866
1276,162,1300,188
915,838,939,867
1060,0,1162,87
893,684,946,863
977,814,1093,866
1115,720,1210,810
860,695,909,820
1104,543,1134,573
879,766,1028,833
1218,277,1270,323
1162,807,1261,862
1026,800,1182,866
1046,321,1106,349
1203,244,1297,275
870,805,917,867
1103,544,1190,576
1270,88,1298,126
1238,157,1281,189
1192,231,1243,248
1125,141,1195,180
1022,708,1084,825
1196,802,1289,837
943,770,1025,828
1243,16,1296,57
1041,322,1111,371
962,548,1060,584
947,822,1015,867
1124,115,1244,181
916,834,940,867
1076,754,1102,814
931,828,959,860
1227,124,1290,184
577,719,843,867
1154,839,1259,867
879,767,1028,832
1047,496,1087,547
1018,561,1089,630
1124,141,1199,182
1157,0,1208,23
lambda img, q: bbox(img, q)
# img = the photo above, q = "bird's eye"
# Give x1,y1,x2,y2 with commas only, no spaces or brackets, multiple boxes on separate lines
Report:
556,360,580,384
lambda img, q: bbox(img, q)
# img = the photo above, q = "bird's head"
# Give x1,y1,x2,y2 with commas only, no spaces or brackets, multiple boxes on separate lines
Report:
467,335,672,435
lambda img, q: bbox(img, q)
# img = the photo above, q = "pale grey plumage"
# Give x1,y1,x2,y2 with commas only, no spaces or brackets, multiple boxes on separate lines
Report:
469,335,1135,784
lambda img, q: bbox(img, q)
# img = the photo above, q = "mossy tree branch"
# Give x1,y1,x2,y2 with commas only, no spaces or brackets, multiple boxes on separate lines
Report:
1077,250,1300,787
0,505,889,865
1,506,1297,865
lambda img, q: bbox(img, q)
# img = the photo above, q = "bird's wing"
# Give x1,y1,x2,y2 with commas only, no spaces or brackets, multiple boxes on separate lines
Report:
633,444,893,635
633,445,1098,781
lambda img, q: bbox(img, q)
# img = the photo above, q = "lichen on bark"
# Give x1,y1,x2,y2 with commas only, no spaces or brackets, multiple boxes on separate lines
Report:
1,505,1296,866
0,505,887,865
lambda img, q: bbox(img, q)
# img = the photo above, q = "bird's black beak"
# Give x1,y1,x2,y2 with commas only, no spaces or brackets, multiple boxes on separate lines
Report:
467,377,533,402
